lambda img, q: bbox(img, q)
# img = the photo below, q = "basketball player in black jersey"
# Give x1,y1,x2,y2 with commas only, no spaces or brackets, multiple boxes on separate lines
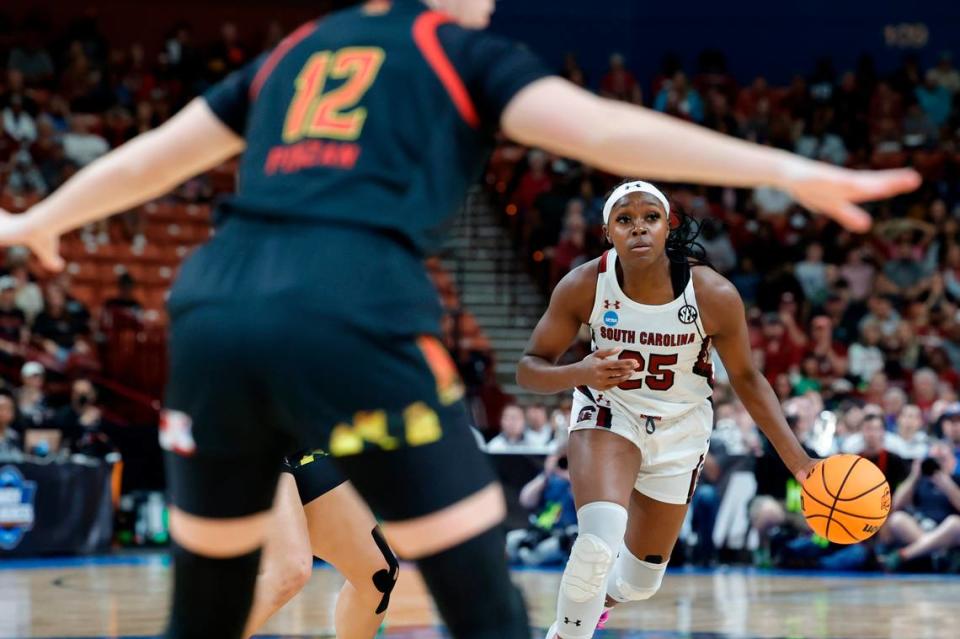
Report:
0,2,919,638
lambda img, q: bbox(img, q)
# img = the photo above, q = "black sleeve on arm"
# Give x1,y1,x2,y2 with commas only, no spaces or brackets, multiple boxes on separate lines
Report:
201,53,267,135
438,26,554,126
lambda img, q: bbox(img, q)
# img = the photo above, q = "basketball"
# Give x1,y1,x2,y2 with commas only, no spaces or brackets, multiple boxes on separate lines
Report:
801,454,891,545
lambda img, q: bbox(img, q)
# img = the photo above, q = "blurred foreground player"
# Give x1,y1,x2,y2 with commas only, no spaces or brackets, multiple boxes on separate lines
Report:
0,1,919,637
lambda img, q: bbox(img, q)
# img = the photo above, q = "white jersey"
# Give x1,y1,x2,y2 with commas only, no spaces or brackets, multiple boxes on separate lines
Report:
579,249,713,421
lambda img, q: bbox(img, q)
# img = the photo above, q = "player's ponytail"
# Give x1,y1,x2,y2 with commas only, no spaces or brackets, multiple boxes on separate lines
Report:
664,205,712,270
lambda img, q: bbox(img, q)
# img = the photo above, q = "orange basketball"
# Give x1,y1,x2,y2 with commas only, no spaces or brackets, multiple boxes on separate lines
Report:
800,454,891,544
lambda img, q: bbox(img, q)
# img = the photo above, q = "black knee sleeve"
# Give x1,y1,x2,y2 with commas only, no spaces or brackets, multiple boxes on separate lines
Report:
370,527,399,614
165,544,262,639
416,526,529,639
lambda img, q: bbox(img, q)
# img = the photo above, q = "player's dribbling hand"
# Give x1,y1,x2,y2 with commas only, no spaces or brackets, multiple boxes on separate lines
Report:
0,208,64,272
779,161,921,233
575,347,639,390
792,457,820,484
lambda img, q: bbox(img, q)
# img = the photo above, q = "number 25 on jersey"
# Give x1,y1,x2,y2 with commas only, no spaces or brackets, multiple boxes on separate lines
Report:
283,47,385,143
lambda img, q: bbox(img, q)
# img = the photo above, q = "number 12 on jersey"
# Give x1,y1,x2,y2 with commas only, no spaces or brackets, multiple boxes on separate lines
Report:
283,47,385,143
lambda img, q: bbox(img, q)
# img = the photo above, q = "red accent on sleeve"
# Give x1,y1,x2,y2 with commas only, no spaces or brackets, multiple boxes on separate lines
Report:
249,20,321,100
412,11,480,128
598,250,610,273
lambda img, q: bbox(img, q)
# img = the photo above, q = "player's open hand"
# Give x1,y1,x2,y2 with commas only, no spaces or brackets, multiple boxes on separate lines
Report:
0,209,64,272
576,347,639,391
781,162,921,233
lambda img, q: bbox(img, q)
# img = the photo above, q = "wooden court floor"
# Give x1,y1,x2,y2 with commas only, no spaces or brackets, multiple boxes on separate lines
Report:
1,555,958,639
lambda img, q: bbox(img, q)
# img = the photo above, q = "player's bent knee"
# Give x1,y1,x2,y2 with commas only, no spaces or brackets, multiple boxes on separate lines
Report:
606,547,668,603
169,507,272,558
272,554,313,602
561,501,629,602
561,533,617,602
382,483,506,559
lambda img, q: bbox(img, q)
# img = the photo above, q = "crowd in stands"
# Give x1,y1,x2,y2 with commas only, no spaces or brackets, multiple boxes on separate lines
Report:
0,360,117,461
2,11,959,570
487,50,960,572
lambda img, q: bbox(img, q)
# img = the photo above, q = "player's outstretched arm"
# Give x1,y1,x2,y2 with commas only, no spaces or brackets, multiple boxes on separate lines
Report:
0,98,245,270
501,77,920,232
517,261,639,394
696,268,817,482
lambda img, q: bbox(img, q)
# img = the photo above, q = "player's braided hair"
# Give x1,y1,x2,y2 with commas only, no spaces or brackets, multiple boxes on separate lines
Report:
603,179,713,269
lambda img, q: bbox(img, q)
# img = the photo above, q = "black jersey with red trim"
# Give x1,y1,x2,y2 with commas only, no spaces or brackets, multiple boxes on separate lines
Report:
202,0,551,253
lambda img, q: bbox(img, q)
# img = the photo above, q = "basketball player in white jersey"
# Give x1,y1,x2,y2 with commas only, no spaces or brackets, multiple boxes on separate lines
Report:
517,180,819,639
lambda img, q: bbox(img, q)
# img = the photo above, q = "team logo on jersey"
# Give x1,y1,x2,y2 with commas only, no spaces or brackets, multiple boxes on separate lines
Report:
678,304,699,324
603,310,619,327
576,406,596,424
0,465,36,550
602,299,622,310
159,409,197,457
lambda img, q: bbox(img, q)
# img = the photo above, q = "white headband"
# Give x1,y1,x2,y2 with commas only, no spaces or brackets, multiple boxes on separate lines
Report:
602,181,670,224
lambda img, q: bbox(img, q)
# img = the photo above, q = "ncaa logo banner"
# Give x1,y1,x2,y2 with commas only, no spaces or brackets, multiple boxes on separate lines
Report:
0,465,37,550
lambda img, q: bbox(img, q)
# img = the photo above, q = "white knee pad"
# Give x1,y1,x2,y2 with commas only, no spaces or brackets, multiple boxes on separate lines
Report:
560,502,628,603
606,546,668,603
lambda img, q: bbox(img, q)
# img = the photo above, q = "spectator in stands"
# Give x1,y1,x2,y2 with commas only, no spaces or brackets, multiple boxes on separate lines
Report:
850,413,911,489
53,378,113,456
2,94,37,144
654,71,704,122
9,261,44,324
549,204,588,287
698,218,737,274
5,148,47,196
0,276,28,349
848,320,885,385
943,243,960,303
506,446,576,566
758,313,803,383
806,315,848,386
882,441,960,570
912,368,941,416
791,354,822,394
795,110,849,165
599,53,641,104
102,272,143,317
524,403,554,449
0,391,22,455
927,51,960,93
795,243,832,306
487,404,531,452
860,294,902,337
62,116,109,167
512,149,552,214
903,103,940,148
206,22,248,81
888,405,931,460
16,361,51,427
839,247,876,302
937,404,960,466
915,74,953,128
8,27,55,88
877,234,934,302
33,284,91,362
